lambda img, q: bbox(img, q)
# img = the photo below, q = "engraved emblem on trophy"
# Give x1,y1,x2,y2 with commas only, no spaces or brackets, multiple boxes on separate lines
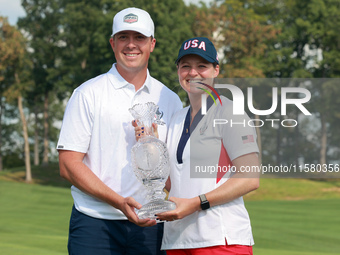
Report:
129,102,176,220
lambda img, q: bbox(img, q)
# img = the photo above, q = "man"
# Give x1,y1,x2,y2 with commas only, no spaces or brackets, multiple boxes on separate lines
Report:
57,7,182,255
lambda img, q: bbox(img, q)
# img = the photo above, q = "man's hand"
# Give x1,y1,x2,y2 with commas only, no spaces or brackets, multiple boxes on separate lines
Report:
118,196,157,227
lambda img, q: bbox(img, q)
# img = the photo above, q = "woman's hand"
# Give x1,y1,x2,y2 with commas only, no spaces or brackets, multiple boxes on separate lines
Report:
155,196,201,222
132,120,159,141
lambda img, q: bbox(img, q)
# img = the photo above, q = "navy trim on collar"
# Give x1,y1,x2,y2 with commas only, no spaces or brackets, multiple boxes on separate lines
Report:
176,96,215,164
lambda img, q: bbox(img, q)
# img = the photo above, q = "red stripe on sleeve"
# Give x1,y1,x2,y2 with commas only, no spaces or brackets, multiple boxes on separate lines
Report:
216,141,232,184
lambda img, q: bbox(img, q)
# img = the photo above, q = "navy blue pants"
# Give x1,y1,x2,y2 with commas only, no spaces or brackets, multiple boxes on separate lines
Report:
68,206,165,255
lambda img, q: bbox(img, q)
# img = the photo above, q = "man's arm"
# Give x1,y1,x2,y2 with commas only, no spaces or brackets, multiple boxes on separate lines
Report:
58,150,156,227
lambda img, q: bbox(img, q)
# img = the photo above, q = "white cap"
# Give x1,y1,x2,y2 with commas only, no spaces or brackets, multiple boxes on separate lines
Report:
112,7,154,37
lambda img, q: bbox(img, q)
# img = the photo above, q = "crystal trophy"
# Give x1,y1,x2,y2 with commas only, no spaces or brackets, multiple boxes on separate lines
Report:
129,102,176,220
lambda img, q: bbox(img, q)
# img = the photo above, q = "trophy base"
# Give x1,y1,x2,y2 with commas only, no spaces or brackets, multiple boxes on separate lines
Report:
137,200,176,221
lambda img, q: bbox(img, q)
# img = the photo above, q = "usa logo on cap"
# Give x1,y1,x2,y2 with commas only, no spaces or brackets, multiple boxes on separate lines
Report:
175,37,219,65
183,39,207,51
124,13,138,23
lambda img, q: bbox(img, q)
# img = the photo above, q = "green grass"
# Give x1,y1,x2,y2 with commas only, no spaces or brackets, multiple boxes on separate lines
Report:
245,178,340,254
0,165,340,254
247,199,340,255
245,178,340,201
0,163,71,188
0,180,73,254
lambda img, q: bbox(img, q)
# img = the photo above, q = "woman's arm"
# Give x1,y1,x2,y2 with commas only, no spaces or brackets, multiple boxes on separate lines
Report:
156,152,260,221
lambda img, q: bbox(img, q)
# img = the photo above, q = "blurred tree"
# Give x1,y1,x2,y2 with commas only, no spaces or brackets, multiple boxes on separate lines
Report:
0,16,33,181
141,0,195,103
56,0,194,104
309,0,340,166
56,0,113,96
238,0,340,166
194,0,278,78
0,16,10,172
193,0,279,161
18,0,64,166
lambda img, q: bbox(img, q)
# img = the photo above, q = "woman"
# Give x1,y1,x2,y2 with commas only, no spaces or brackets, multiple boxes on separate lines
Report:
136,37,260,255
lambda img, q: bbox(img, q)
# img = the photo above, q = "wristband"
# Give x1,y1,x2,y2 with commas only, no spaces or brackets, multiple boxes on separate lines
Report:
199,194,210,210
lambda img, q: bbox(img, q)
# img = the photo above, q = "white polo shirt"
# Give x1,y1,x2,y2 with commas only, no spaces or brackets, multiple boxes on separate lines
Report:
57,63,182,220
162,96,259,250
